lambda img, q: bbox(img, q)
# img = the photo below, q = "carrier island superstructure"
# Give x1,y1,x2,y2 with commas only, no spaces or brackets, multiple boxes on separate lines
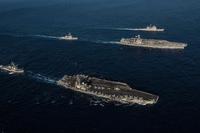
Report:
57,74,159,105
119,35,187,49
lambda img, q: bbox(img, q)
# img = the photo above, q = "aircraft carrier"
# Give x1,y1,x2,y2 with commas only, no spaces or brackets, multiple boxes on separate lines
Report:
119,35,187,49
57,74,159,105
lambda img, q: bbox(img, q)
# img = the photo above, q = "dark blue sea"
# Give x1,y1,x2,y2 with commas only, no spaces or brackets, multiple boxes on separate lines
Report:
0,0,200,132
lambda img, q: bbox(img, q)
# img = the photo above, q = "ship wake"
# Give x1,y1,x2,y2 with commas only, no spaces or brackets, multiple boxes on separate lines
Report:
32,35,62,40
0,33,70,40
98,27,137,31
99,27,163,31
26,71,57,85
95,40,120,44
111,28,138,31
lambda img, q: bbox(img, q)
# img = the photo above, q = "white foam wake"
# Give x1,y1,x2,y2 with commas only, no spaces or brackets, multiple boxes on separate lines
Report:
0,33,66,40
111,28,137,31
32,35,61,40
103,27,165,32
95,40,120,44
98,27,137,31
26,71,57,84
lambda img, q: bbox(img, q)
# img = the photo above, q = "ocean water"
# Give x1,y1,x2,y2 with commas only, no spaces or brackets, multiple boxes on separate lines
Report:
0,0,200,132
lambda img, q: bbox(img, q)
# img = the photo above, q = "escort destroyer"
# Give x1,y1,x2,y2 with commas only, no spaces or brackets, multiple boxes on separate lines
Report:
59,33,78,40
0,62,24,74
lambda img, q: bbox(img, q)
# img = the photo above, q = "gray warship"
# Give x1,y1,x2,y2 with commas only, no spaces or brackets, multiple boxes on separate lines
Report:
57,74,159,105
59,33,78,40
0,62,24,74
119,35,187,49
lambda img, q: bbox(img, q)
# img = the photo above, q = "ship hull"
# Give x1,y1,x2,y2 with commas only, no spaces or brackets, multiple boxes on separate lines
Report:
0,66,24,74
132,28,164,32
59,37,78,41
